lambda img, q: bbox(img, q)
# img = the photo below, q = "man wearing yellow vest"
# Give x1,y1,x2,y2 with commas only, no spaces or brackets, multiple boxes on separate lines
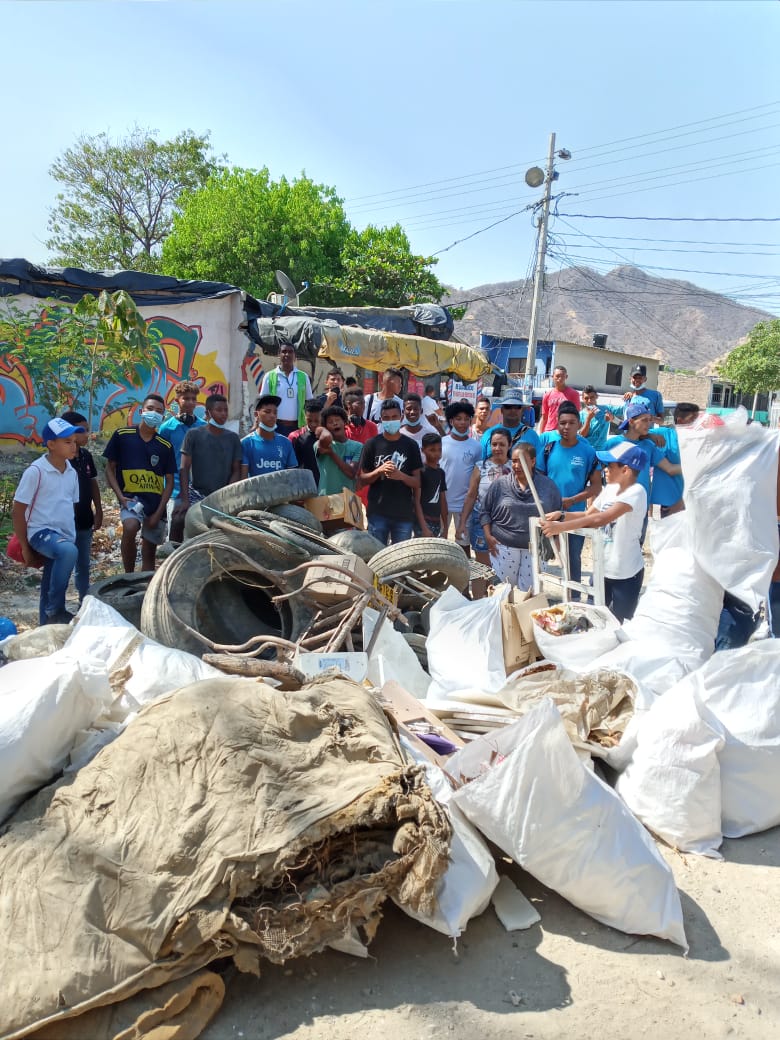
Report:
260,345,313,434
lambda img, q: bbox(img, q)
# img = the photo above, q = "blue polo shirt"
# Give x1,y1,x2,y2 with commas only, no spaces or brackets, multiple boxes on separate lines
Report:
480,423,540,460
159,414,206,495
649,425,684,506
604,434,666,499
537,433,598,512
578,405,610,450
241,432,298,476
609,387,664,420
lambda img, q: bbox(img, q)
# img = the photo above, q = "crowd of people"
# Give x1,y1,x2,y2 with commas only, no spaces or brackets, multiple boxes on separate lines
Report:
9,348,738,629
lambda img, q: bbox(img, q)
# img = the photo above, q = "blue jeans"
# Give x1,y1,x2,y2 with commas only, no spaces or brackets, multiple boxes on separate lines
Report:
29,528,78,622
604,567,644,624
368,515,414,546
74,527,94,603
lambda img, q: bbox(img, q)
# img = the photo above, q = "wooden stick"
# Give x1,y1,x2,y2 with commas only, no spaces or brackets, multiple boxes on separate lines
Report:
515,449,564,570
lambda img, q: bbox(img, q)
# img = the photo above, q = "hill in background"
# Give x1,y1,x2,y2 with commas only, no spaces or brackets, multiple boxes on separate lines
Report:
444,265,773,373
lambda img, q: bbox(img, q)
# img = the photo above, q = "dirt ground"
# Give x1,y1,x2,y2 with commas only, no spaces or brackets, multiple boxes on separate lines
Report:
203,827,780,1040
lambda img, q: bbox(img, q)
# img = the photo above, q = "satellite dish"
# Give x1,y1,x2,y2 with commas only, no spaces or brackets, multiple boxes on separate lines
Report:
524,166,545,189
275,270,299,301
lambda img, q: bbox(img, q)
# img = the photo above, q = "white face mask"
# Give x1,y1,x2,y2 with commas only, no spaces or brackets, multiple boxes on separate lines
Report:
259,421,277,433
382,420,401,435
208,417,226,428
141,410,163,429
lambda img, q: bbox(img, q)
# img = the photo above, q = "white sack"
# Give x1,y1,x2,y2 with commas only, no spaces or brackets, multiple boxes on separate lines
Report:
0,653,111,823
532,605,620,673
592,637,692,702
396,738,499,937
616,687,724,858
691,641,780,838
450,699,687,949
363,607,431,701
621,514,722,673
679,409,779,612
426,585,508,701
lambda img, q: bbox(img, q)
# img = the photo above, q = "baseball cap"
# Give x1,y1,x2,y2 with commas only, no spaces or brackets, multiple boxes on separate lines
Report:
596,440,646,472
630,364,647,377
254,394,282,409
41,417,85,443
618,401,651,431
500,389,525,407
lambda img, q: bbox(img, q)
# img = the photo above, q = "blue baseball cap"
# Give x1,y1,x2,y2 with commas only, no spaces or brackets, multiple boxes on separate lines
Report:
596,440,647,472
618,401,651,431
41,417,85,443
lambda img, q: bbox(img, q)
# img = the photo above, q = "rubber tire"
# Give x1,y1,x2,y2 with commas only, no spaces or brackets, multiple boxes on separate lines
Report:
402,632,429,672
327,528,386,563
87,571,155,629
184,500,208,539
140,528,313,656
368,539,470,593
267,503,323,534
268,520,344,558
199,470,317,529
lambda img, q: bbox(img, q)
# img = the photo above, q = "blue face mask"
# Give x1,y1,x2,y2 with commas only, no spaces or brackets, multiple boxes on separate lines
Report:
382,420,401,434
208,417,226,428
141,410,163,429
259,421,277,433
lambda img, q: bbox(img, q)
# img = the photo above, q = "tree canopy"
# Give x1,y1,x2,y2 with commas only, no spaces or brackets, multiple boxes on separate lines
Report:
718,319,780,396
161,169,445,306
46,128,220,273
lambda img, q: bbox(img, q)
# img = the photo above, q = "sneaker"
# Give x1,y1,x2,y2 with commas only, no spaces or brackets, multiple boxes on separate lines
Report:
45,610,74,625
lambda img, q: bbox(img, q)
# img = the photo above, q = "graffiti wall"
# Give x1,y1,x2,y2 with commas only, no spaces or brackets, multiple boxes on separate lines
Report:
0,293,252,446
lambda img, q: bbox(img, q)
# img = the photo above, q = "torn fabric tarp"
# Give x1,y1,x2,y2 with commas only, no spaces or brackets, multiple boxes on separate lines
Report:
0,676,449,1040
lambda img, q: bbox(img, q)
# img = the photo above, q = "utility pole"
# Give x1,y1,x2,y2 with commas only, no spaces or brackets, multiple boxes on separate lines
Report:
524,132,557,402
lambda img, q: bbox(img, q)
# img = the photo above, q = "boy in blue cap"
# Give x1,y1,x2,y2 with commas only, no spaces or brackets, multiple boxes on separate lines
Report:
541,440,649,622
12,417,83,624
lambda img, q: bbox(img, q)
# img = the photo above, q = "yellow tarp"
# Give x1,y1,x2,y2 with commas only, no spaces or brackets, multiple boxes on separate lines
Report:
319,324,491,382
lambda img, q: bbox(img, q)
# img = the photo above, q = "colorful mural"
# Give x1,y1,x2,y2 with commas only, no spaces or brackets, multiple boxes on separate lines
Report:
0,313,229,445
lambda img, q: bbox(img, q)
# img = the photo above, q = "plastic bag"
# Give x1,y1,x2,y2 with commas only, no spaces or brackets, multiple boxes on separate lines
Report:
363,607,431,701
679,409,779,612
426,585,509,701
449,699,687,948
531,604,620,673
616,687,724,858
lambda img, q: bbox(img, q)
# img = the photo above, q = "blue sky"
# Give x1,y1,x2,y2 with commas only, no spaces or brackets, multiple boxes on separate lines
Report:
3,0,779,313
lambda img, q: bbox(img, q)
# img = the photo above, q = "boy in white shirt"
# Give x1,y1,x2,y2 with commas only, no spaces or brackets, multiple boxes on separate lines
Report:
12,417,82,625
540,440,647,622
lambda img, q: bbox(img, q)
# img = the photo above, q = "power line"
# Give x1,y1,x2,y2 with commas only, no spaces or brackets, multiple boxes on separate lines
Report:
558,213,780,223
430,205,533,256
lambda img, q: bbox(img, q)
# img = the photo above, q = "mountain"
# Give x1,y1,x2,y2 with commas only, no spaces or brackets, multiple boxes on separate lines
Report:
444,265,773,373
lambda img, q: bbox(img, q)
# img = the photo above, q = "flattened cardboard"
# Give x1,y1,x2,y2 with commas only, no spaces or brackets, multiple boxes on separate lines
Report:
500,590,549,673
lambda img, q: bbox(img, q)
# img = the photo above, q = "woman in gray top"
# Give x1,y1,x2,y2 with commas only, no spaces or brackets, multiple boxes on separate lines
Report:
480,442,562,589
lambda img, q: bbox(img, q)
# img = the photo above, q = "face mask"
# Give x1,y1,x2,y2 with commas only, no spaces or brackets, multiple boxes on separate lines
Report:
208,417,226,428
259,421,277,433
142,411,163,429
383,420,401,435
405,419,421,428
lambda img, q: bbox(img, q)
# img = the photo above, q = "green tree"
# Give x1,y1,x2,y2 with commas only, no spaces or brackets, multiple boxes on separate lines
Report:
0,291,157,429
47,128,221,273
162,168,350,301
718,319,780,395
329,224,445,306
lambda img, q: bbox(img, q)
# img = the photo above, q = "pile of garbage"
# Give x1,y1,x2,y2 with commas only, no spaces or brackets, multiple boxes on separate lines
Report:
0,408,778,1040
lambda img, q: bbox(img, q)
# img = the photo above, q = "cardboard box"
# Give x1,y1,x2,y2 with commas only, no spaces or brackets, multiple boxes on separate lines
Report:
303,490,365,528
500,589,549,673
302,553,375,604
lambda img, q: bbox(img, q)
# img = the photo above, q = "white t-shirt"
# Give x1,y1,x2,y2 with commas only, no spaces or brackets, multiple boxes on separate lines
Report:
14,455,79,542
422,396,441,419
441,434,481,512
364,393,404,425
259,367,313,422
593,481,647,580
400,416,439,446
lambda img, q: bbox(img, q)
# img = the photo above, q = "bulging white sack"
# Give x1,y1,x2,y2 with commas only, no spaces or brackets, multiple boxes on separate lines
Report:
679,409,779,612
531,605,620,673
450,699,687,948
616,686,725,858
426,585,508,701
691,641,780,838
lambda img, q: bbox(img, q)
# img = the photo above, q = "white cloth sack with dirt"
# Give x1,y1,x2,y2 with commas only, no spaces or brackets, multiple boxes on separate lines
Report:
0,675,449,1040
616,684,725,858
449,699,687,948
396,739,499,938
678,409,780,613
426,585,509,701
0,652,112,824
619,514,722,675
531,605,620,673
690,640,780,838
363,606,431,701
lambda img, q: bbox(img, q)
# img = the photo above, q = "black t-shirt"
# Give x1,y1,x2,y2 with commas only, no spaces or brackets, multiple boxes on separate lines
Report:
359,433,422,521
291,428,320,484
419,465,447,520
69,446,98,530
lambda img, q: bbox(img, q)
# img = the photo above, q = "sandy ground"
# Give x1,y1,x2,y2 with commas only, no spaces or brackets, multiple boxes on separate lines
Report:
203,827,779,1040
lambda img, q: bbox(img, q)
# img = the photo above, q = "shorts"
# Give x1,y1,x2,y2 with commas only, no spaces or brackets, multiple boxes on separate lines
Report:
470,513,488,553
121,500,168,545
447,512,470,547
